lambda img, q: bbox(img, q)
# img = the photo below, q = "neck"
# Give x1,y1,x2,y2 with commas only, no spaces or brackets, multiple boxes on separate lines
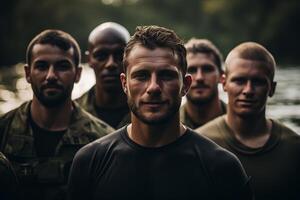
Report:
127,114,186,147
95,84,127,108
186,96,224,126
30,97,73,131
226,109,272,148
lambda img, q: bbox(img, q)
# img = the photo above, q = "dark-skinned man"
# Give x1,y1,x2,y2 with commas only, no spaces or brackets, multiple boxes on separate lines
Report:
76,22,131,129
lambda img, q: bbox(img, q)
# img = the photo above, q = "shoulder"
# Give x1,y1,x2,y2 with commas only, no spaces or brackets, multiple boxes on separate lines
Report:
74,127,125,163
71,101,114,137
271,119,300,142
0,102,30,129
196,115,225,138
187,128,237,164
188,129,252,198
75,86,94,106
187,129,250,191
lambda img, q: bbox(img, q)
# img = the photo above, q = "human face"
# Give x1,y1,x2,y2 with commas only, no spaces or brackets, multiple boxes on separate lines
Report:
88,39,125,92
186,53,221,105
121,45,191,125
25,44,81,107
224,58,276,117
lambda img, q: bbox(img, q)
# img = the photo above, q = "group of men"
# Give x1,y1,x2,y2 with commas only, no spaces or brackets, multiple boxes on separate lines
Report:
0,22,299,200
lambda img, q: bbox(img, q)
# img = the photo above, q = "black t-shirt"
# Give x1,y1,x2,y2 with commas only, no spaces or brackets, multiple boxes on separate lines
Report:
95,104,129,129
68,127,253,200
29,116,66,157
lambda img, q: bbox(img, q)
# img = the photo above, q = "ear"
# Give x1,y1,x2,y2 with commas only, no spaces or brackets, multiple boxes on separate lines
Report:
86,50,95,69
221,73,227,92
74,65,82,83
269,81,277,97
120,73,127,94
181,74,192,96
24,64,31,83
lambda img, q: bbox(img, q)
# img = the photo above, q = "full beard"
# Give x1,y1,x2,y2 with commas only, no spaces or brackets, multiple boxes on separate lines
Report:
32,84,72,108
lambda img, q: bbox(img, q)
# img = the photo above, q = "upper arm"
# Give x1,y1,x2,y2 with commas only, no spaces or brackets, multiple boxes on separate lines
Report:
210,150,254,200
67,145,94,200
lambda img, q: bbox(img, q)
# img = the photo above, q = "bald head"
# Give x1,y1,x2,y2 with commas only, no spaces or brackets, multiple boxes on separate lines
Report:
88,22,130,47
225,42,276,81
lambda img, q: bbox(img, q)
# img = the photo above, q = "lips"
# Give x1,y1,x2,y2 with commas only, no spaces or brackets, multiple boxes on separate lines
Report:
237,99,257,106
101,73,120,82
141,101,167,109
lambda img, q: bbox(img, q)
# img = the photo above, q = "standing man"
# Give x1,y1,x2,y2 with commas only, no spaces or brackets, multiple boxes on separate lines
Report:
197,42,300,200
180,38,226,129
0,29,113,200
68,26,253,200
76,22,131,129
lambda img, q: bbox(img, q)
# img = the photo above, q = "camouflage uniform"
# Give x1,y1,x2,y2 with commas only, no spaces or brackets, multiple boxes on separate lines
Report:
180,100,227,129
0,152,18,200
76,86,131,129
0,101,114,200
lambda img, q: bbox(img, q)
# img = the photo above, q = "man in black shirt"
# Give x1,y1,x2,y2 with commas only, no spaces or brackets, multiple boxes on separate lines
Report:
68,25,253,200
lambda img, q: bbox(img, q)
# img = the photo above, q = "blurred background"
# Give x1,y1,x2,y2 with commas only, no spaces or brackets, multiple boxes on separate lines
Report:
0,0,299,132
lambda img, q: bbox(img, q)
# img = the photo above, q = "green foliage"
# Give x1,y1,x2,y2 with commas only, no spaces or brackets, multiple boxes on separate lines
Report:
1,0,300,66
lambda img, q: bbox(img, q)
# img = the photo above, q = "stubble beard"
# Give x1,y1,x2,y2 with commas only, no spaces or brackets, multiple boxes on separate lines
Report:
186,88,217,106
128,98,181,125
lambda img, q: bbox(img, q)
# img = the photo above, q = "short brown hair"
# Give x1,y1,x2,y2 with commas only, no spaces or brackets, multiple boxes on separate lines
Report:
185,38,223,73
225,42,276,80
123,25,187,74
26,29,81,67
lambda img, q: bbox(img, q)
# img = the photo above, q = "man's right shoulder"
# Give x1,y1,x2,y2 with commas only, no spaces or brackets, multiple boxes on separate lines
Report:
0,102,29,128
196,115,225,139
75,127,125,160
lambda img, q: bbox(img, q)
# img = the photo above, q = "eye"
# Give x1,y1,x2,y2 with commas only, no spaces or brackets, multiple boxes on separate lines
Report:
55,61,73,71
93,51,109,61
34,61,48,71
253,78,268,86
231,77,246,85
187,66,197,74
131,71,149,81
159,70,178,81
202,65,215,73
113,50,124,62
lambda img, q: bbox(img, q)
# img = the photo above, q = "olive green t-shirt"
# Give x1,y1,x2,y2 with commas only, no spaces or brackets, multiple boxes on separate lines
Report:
197,115,300,200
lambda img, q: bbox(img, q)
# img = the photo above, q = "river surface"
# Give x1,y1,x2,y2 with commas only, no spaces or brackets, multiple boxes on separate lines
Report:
0,64,299,133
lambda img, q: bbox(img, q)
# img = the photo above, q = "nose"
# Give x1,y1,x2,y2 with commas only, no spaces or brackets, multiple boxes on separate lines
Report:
146,74,161,95
195,68,204,81
46,66,58,81
105,54,118,70
242,80,254,96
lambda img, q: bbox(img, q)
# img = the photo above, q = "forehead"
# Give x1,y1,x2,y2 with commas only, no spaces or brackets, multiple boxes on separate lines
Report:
186,52,216,66
227,58,272,79
90,29,127,47
31,44,75,62
127,45,180,72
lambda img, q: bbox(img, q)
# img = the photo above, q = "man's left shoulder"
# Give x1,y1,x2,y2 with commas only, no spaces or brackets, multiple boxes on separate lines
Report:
188,129,251,198
188,128,237,162
272,119,300,142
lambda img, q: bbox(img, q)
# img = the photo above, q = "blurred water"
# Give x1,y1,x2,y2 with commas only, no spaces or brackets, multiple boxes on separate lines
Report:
0,64,299,133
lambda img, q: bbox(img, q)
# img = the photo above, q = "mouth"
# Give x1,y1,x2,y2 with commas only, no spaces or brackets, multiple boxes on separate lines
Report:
101,74,120,82
237,99,257,106
141,101,167,109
